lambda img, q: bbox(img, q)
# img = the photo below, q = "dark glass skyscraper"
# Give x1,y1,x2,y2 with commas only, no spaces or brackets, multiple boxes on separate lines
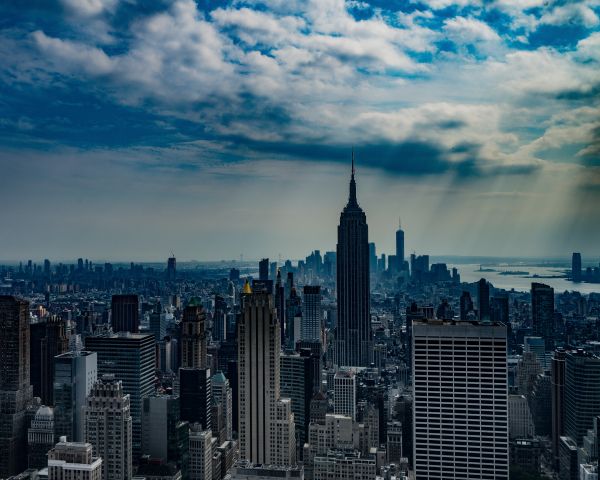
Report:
477,278,490,322
531,282,554,350
395,221,404,271
572,252,582,282
259,258,269,281
111,294,139,333
335,156,372,367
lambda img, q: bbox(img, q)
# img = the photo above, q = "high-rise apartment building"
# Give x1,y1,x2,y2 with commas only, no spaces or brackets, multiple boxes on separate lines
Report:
47,438,103,480
42,317,69,405
211,372,233,442
333,370,356,421
301,286,322,342
531,283,555,351
85,376,132,480
54,351,98,442
551,348,566,468
335,156,372,367
141,394,189,474
188,424,212,480
0,295,34,477
238,290,296,466
564,350,600,445
149,303,166,342
179,368,212,430
85,332,154,459
111,295,139,334
281,351,319,456
180,299,208,370
477,279,490,322
572,253,582,282
259,258,269,281
28,405,55,469
412,319,509,480
459,291,473,320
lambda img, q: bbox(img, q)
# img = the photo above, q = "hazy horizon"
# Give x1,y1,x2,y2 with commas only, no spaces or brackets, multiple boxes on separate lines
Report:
1,1,598,260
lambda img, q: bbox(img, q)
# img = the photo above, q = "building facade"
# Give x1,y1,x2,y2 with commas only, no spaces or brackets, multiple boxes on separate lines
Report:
84,376,132,480
412,320,509,480
0,295,34,477
85,332,154,459
47,438,103,480
238,291,296,466
54,351,98,442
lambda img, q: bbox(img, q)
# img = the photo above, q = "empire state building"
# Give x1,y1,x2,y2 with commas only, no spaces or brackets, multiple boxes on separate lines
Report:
335,154,372,367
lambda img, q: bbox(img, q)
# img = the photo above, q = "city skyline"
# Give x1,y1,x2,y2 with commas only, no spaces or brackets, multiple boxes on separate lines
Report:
1,1,599,261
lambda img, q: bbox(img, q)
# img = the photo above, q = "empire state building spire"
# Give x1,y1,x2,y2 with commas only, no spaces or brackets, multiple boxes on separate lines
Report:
348,148,358,207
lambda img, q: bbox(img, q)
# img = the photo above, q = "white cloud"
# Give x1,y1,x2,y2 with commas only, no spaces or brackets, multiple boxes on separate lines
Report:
59,0,118,17
32,30,114,75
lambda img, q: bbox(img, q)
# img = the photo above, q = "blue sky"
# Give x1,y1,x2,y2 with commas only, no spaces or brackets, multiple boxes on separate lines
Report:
0,0,599,261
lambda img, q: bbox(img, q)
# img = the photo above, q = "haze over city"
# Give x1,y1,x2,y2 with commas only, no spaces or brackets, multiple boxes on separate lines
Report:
1,0,599,261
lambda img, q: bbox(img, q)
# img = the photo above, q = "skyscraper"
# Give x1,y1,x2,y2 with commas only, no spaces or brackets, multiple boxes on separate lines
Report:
211,372,233,442
280,351,319,457
141,394,189,474
111,295,139,334
459,291,473,320
149,302,166,342
572,252,582,282
301,285,322,342
275,270,285,346
85,332,155,459
180,368,212,431
54,351,98,442
412,319,509,480
238,290,295,466
490,296,509,325
180,298,208,369
476,278,491,322
551,348,566,468
333,370,356,421
564,350,600,445
167,255,177,281
396,220,405,269
335,155,372,367
368,243,377,275
85,376,132,480
28,405,55,469
0,295,34,477
259,258,269,281
41,315,69,405
531,282,555,351
189,424,212,480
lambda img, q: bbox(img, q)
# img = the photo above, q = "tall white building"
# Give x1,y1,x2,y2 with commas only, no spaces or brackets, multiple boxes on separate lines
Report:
84,376,132,480
333,370,356,421
189,424,212,480
47,437,102,480
412,319,509,480
238,290,296,466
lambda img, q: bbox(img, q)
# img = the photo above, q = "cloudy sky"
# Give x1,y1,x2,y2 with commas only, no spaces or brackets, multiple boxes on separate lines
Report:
0,0,599,262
